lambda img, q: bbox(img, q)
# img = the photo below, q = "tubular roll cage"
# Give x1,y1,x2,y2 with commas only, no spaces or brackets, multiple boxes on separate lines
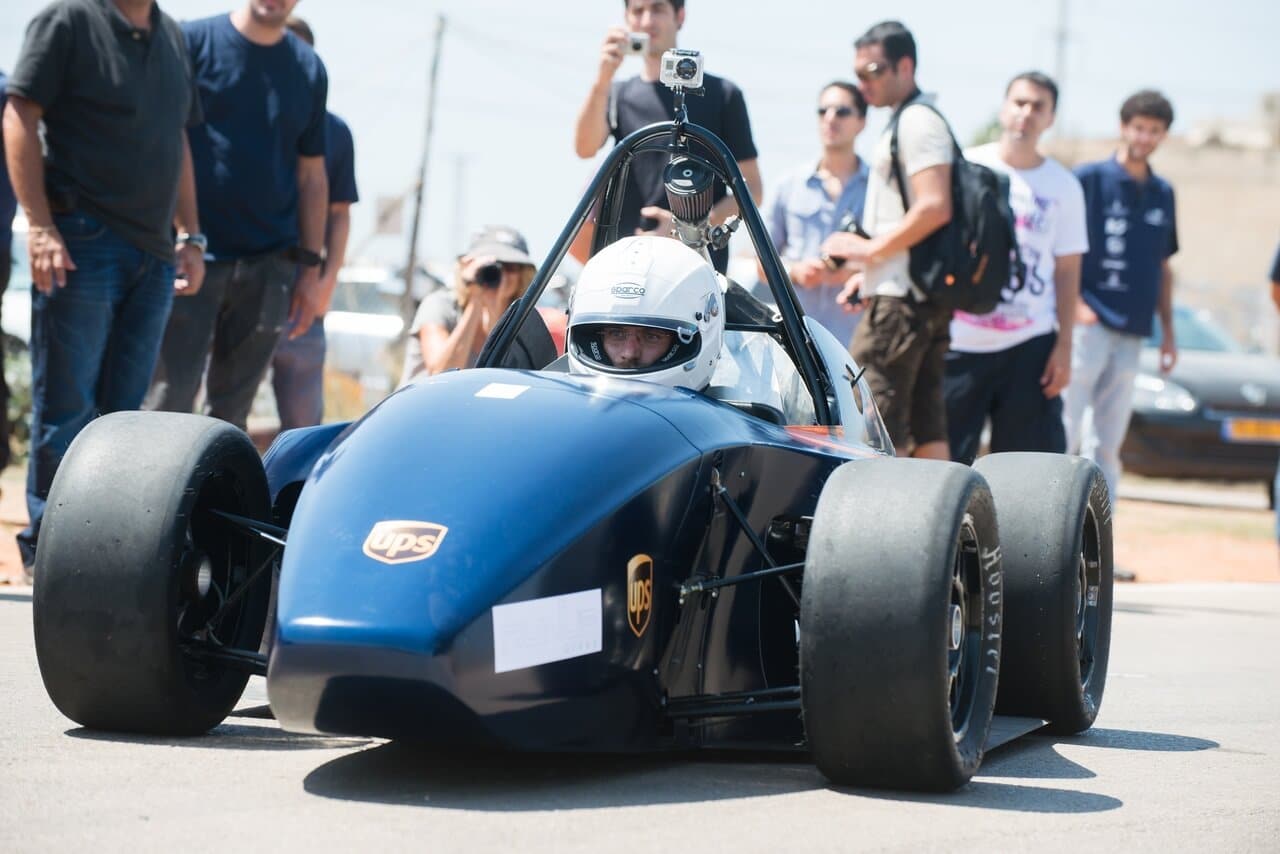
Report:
477,117,836,426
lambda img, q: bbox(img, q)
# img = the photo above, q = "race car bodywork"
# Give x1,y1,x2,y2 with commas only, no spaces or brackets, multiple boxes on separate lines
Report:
32,90,1114,791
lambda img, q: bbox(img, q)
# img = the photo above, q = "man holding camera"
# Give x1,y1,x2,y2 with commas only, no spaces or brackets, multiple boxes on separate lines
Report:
573,0,761,274
824,21,955,459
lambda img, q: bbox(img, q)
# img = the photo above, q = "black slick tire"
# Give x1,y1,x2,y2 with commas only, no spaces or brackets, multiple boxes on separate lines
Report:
33,412,272,735
973,452,1114,734
801,458,1002,791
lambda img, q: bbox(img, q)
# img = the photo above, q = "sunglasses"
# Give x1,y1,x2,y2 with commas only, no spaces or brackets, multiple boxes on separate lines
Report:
854,61,891,83
817,105,858,119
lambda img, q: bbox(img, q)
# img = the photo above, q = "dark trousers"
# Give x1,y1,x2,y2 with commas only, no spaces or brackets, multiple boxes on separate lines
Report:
270,317,325,430
20,211,175,567
146,254,296,431
943,331,1066,466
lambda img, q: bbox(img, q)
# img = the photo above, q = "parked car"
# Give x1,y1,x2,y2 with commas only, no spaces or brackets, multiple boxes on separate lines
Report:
1122,304,1280,499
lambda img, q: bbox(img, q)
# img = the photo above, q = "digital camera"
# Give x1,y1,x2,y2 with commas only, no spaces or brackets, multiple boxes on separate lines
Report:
475,263,503,288
625,32,649,56
660,49,704,90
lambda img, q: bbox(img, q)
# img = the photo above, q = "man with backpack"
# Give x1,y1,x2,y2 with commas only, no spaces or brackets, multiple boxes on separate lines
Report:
823,21,957,458
944,72,1087,465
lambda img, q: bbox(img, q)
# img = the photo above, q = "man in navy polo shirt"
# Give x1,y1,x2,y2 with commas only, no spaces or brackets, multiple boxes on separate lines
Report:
1062,90,1178,499
146,0,328,431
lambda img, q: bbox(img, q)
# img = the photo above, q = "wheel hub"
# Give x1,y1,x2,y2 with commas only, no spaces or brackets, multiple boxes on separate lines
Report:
949,603,963,651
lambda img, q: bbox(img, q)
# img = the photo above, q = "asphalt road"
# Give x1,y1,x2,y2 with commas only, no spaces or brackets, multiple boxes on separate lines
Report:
2,583,1277,853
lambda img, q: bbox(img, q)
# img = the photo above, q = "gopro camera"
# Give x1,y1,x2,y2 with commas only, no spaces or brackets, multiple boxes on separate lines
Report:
660,49,704,90
625,32,649,56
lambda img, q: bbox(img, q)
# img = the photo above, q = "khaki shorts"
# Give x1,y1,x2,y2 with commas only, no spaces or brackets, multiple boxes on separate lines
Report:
849,295,953,453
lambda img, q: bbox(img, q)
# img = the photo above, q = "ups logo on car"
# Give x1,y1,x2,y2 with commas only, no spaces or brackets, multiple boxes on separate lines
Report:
627,553,653,637
363,521,449,565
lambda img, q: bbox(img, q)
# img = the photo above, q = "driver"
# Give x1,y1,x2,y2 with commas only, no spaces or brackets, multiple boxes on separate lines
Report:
567,236,724,390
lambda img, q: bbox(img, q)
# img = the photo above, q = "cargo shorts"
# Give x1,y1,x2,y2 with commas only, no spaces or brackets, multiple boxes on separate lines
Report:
849,295,953,453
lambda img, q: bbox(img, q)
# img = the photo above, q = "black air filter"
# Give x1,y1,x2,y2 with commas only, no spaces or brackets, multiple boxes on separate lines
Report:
663,156,715,224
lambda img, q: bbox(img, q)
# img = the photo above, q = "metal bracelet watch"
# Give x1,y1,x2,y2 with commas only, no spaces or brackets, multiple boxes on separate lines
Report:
176,231,208,252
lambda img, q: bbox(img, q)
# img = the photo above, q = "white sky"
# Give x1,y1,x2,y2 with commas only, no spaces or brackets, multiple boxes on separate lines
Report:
4,0,1278,270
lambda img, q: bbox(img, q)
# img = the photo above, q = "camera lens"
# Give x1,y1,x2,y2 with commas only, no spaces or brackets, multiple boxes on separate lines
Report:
631,39,643,52
675,57,697,80
475,263,503,288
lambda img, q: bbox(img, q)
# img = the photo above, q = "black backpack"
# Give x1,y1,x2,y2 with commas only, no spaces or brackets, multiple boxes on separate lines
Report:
888,97,1024,315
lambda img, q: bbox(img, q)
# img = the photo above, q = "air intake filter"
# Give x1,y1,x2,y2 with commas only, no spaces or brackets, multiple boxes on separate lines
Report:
663,156,715,224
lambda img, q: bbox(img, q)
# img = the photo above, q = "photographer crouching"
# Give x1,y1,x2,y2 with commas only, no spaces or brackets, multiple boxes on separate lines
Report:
399,226,536,383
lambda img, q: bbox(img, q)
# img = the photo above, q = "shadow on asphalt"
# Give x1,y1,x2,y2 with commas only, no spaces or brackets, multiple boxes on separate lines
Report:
980,727,1219,782
304,743,824,809
302,741,1128,813
0,591,32,603
67,722,372,753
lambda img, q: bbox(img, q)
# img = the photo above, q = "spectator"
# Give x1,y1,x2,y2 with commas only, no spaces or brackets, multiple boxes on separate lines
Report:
823,20,955,459
1270,240,1280,547
267,15,358,430
3,0,205,578
146,0,328,431
572,0,761,273
0,70,17,475
1062,90,1178,499
399,226,536,384
944,72,1087,464
763,80,869,347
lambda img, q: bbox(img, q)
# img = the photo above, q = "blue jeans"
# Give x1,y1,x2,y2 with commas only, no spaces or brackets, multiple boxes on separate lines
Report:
19,212,175,567
1062,322,1144,501
271,317,326,430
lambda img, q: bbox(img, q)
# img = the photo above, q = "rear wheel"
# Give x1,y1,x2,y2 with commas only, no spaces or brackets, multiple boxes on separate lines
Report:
801,458,1002,791
34,412,273,735
974,453,1114,734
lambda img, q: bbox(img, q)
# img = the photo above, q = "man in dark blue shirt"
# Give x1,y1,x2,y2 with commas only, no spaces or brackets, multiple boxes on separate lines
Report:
146,0,329,431
268,16,358,430
1062,90,1178,499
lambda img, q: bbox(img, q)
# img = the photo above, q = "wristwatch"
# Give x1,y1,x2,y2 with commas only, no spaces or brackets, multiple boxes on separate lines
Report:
176,231,208,252
290,246,323,268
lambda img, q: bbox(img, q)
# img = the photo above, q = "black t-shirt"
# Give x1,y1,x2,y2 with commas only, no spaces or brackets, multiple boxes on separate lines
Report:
1270,241,1280,285
8,0,201,261
608,73,757,271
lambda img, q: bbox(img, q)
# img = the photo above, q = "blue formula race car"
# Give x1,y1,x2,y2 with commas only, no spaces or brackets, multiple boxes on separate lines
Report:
32,52,1114,792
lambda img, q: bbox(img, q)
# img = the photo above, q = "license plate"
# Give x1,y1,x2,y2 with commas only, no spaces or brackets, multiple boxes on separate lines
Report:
1221,418,1280,443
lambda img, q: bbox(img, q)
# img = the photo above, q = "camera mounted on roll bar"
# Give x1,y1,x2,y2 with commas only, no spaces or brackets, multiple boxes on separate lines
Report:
659,50,739,258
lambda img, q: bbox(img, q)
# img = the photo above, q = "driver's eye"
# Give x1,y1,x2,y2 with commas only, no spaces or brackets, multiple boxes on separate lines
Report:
603,329,630,343
642,332,668,345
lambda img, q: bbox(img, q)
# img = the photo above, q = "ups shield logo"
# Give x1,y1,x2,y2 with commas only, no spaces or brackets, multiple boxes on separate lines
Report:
627,554,653,638
362,520,449,565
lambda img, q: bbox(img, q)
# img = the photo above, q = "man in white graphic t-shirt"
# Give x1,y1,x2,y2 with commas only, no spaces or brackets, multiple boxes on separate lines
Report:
942,71,1088,464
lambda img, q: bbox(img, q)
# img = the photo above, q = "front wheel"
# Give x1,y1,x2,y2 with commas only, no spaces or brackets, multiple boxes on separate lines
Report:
34,412,273,735
801,458,1002,791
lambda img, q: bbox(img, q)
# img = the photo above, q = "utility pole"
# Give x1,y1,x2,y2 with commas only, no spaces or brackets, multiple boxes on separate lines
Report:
451,153,468,256
402,14,446,327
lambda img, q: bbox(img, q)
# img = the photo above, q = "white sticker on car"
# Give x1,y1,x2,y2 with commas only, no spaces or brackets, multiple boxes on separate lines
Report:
492,589,603,674
475,383,530,400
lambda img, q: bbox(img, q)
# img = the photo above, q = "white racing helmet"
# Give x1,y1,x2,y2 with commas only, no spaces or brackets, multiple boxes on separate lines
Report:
567,236,724,391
